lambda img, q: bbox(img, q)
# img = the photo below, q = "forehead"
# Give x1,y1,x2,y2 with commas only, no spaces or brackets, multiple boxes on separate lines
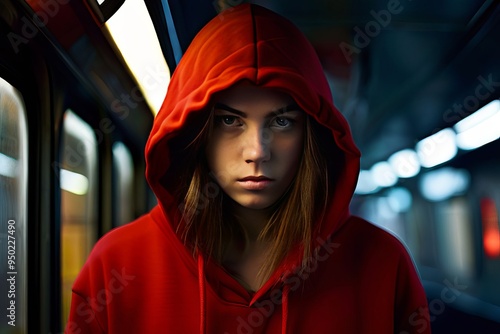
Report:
214,83,294,109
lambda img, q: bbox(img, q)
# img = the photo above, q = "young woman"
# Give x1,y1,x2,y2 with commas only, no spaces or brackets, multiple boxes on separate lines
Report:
66,4,431,333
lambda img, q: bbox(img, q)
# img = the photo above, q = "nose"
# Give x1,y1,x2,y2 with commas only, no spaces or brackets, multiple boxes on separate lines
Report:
242,126,271,164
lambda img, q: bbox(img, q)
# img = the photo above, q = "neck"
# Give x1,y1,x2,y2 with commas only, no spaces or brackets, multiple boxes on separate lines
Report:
229,201,273,243
222,202,278,291
223,201,274,291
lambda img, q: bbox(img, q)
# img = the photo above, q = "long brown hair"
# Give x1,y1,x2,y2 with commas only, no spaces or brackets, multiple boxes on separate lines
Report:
177,108,329,285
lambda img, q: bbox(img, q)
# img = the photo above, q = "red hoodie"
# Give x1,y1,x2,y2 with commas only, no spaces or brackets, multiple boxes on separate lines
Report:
66,4,431,334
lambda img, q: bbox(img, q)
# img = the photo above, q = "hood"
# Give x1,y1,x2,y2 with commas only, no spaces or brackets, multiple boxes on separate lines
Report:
145,3,360,275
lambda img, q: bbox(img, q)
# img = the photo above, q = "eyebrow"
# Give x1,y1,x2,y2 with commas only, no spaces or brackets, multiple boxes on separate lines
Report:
213,103,301,117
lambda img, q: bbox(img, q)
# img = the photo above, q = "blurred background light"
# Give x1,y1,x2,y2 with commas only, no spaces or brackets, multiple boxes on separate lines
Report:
419,167,470,202
355,169,380,195
388,149,421,178
376,197,398,220
416,128,458,168
387,187,413,213
481,198,500,258
371,161,398,187
0,153,17,178
60,169,89,195
454,100,500,150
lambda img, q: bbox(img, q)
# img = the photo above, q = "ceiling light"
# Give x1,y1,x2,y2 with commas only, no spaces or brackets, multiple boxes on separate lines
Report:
419,167,470,202
388,149,420,178
105,0,170,115
454,100,500,150
371,161,398,187
416,128,457,168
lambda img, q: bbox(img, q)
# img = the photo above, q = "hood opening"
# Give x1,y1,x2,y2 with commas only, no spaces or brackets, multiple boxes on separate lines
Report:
145,2,361,304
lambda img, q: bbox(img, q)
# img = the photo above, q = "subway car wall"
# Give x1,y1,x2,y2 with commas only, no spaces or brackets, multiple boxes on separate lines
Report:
0,0,499,333
1,0,155,332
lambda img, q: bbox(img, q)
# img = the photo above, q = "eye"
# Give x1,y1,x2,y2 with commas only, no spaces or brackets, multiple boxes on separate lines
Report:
214,115,242,127
271,117,293,128
221,116,236,125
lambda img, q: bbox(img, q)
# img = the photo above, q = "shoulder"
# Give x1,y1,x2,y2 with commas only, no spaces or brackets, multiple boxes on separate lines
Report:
104,204,174,244
328,215,418,273
83,206,173,270
71,207,170,291
319,216,430,332
91,213,156,255
339,216,410,252
317,215,426,299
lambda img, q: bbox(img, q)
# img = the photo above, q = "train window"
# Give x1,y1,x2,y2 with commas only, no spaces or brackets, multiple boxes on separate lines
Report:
0,77,28,331
112,141,135,226
59,110,98,326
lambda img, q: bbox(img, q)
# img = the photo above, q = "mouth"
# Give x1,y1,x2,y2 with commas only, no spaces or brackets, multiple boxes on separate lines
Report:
238,175,273,182
237,176,274,190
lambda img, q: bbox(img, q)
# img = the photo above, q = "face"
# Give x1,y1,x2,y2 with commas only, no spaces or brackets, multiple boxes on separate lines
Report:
205,83,305,210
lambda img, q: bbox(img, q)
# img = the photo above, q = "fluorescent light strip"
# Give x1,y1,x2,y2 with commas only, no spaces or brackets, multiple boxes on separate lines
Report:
371,161,398,187
416,128,457,168
455,100,499,133
454,100,500,150
105,0,170,115
388,149,420,178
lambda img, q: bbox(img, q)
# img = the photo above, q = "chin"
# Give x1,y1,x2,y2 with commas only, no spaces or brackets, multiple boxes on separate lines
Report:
236,201,271,211
233,195,279,211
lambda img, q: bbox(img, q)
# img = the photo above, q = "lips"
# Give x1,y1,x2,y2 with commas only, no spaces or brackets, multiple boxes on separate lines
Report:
238,175,272,182
237,175,274,190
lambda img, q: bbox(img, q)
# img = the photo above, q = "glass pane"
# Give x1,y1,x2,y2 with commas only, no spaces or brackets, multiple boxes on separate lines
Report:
0,77,28,332
112,142,135,226
60,110,98,327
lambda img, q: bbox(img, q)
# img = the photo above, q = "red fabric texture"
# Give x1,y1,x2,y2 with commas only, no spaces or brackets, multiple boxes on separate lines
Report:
66,4,430,333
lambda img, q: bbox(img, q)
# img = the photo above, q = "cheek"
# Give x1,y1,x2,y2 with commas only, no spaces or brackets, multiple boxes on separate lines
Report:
274,135,304,171
205,138,219,172
205,136,235,174
205,146,220,174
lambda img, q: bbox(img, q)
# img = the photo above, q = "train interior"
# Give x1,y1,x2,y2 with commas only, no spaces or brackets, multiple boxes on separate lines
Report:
0,0,499,332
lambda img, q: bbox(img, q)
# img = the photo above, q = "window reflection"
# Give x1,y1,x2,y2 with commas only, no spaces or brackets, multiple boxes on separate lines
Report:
60,110,98,326
0,77,28,332
112,141,134,226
